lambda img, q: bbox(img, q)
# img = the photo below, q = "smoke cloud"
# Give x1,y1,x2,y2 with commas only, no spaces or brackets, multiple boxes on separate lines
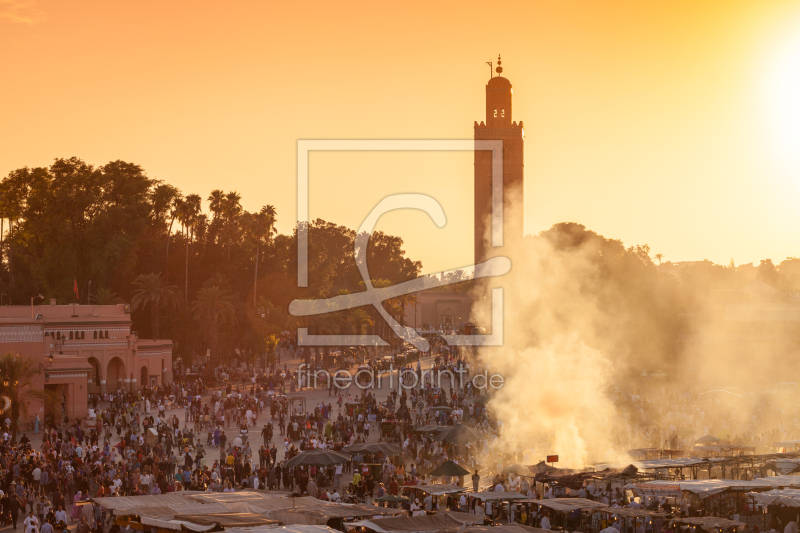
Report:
470,200,682,468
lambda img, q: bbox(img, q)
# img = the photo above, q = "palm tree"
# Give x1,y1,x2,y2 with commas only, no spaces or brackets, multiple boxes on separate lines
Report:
347,308,373,336
181,194,203,303
223,191,242,262
164,192,184,276
0,353,55,439
207,189,225,221
192,285,237,367
655,253,664,265
89,287,119,305
151,184,180,229
249,205,277,308
131,273,180,339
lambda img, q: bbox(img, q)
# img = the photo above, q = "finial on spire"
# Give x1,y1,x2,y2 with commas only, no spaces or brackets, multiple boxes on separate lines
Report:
496,54,503,75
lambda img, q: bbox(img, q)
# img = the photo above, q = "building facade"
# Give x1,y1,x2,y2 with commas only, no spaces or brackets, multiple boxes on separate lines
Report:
0,302,173,423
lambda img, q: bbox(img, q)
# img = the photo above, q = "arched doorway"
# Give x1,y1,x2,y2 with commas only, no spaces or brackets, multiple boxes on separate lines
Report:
107,357,126,392
87,357,101,394
141,366,148,388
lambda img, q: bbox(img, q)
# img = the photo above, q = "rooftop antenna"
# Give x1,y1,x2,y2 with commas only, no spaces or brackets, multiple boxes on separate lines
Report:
486,61,493,78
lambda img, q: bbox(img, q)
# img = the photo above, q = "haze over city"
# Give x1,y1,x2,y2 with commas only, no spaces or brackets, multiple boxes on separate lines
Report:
4,1,800,274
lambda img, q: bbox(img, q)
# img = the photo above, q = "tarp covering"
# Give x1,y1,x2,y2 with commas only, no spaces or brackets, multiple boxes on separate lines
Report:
468,491,529,502
602,508,668,518
526,498,607,512
139,517,217,532
671,517,744,529
636,475,800,498
402,485,466,496
429,460,471,478
441,512,484,525
747,489,800,507
694,445,755,453
113,503,235,519
464,527,548,533
225,526,339,533
172,512,279,527
93,493,207,510
95,491,402,526
345,514,466,533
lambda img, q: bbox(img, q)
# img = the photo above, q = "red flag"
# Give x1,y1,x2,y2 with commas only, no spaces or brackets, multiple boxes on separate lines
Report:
73,277,79,301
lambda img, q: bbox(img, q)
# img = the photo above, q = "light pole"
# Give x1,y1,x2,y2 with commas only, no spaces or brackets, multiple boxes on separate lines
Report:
38,354,54,383
30,294,44,318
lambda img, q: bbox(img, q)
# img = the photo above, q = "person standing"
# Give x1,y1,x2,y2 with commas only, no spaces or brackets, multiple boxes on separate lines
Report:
472,470,480,493
23,510,38,533
9,494,20,530
75,517,90,533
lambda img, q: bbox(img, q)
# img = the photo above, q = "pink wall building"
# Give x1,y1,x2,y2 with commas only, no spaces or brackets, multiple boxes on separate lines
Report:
0,302,173,423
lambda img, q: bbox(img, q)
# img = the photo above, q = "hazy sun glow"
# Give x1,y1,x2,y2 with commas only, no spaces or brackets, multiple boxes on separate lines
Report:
766,32,800,161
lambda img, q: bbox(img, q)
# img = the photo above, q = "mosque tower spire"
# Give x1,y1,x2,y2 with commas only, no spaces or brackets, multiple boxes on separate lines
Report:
474,55,524,265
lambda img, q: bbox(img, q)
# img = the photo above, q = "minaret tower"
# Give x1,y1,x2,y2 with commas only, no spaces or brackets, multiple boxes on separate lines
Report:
474,55,524,265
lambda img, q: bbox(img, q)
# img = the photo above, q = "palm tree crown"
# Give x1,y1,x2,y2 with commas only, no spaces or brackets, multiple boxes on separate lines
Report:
131,273,179,338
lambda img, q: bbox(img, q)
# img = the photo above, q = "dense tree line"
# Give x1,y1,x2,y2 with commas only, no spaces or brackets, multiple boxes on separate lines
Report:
4,158,796,372
0,158,421,366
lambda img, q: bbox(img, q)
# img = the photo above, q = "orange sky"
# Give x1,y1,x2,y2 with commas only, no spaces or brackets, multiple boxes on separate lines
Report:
2,0,800,274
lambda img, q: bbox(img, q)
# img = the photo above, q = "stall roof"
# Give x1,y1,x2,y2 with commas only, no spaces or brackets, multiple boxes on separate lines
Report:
441,512,485,525
627,449,685,458
225,526,340,533
93,492,206,510
139,517,216,532
402,485,466,495
671,517,744,529
345,514,465,533
693,445,755,453
604,508,669,518
173,513,280,528
526,498,607,512
463,527,548,533
636,476,800,498
95,492,401,524
468,491,529,502
746,489,800,507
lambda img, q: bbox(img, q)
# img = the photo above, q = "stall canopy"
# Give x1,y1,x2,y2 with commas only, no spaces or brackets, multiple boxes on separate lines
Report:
468,491,529,502
429,460,471,477
671,517,745,529
414,425,451,434
345,514,467,533
525,498,607,512
503,464,535,476
435,424,483,444
93,491,403,527
139,518,217,532
225,526,339,533
604,508,668,518
343,442,402,455
747,489,800,507
402,484,467,496
284,450,352,468
172,513,279,527
635,476,800,499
